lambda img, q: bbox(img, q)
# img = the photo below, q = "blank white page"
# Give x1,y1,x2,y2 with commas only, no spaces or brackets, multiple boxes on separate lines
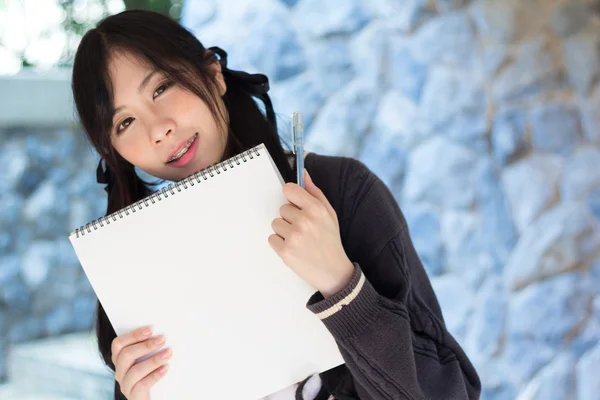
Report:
69,145,344,399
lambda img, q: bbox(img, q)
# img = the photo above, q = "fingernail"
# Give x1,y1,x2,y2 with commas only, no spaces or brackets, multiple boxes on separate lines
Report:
154,335,166,345
159,365,169,375
142,327,152,336
160,348,172,359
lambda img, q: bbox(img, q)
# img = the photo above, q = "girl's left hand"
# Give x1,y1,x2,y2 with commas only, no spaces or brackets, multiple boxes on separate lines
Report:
269,170,355,298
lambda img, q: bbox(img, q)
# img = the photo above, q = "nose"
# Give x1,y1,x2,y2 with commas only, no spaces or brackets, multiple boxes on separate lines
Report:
149,116,176,144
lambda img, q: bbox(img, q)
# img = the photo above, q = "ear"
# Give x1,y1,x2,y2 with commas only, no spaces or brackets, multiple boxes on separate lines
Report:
209,58,227,96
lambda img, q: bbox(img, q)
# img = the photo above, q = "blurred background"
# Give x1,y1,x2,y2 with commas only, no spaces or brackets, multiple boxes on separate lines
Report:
1,0,599,399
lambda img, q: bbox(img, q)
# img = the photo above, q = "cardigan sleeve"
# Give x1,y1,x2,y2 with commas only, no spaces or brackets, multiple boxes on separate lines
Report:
306,159,481,400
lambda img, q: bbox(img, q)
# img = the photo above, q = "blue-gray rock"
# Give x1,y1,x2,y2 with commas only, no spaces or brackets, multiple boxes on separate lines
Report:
482,45,509,78
576,344,600,400
304,38,354,96
441,210,493,288
562,32,600,96
0,193,22,228
305,79,378,157
474,357,513,396
350,22,388,89
581,87,600,145
17,167,46,197
581,86,600,146
293,0,370,37
0,346,5,384
431,273,475,342
49,167,69,187
0,232,9,253
0,255,20,286
518,352,577,400
365,0,434,33
491,108,528,165
464,276,507,364
357,129,406,190
372,90,429,151
69,198,95,234
530,102,581,156
68,171,99,198
589,186,600,222
45,305,72,336
0,256,29,312
504,203,600,290
501,153,563,234
493,38,564,102
592,258,600,290
72,297,97,331
53,130,77,164
389,39,428,102
0,338,6,381
503,336,556,386
507,272,592,346
550,0,590,38
435,0,468,12
23,180,58,221
0,141,28,192
481,384,517,400
410,12,475,66
561,146,600,201
242,12,307,81
181,0,217,30
24,135,55,167
403,136,479,209
8,316,44,343
420,67,487,143
569,310,600,358
470,0,521,43
21,241,55,289
402,204,444,276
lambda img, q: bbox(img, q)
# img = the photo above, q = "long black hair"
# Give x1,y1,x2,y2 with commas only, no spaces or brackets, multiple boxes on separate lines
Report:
71,10,357,400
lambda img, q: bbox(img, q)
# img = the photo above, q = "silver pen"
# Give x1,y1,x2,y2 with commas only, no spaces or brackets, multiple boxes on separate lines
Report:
292,112,305,188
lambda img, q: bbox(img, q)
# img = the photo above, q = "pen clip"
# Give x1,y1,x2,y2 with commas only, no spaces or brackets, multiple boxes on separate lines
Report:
292,112,304,155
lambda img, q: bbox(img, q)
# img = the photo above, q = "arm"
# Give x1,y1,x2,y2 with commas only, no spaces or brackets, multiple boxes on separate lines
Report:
307,161,481,400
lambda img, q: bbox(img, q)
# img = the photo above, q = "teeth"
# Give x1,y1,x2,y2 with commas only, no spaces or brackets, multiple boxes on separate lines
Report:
169,134,197,162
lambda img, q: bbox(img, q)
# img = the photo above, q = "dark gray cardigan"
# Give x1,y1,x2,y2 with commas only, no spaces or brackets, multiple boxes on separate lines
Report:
303,152,481,400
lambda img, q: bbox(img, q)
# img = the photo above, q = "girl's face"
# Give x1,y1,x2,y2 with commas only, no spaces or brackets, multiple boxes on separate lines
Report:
108,51,227,182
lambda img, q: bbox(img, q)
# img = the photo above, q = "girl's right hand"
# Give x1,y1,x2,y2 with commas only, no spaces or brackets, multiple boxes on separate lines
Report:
112,326,172,400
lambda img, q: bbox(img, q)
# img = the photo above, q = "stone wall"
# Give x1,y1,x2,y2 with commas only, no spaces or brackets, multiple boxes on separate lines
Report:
181,0,600,398
0,0,599,398
0,127,105,380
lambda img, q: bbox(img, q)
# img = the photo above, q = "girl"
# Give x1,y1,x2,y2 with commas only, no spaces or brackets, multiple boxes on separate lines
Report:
71,10,481,400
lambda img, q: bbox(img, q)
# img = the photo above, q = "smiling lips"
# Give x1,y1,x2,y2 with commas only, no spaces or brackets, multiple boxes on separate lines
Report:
166,133,198,164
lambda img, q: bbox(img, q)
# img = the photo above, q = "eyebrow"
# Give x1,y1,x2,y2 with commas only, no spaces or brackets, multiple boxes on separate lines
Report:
112,69,159,117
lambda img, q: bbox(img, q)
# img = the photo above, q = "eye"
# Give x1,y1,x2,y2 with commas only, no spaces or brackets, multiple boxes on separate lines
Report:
116,117,135,134
153,80,172,99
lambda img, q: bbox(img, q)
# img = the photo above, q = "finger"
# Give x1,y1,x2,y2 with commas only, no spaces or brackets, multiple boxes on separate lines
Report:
279,203,301,224
115,335,166,383
303,170,337,220
268,233,285,255
282,181,318,210
130,364,169,397
123,348,172,397
111,326,153,366
271,218,293,240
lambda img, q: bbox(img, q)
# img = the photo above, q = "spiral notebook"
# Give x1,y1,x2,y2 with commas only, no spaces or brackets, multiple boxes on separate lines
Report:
69,144,344,400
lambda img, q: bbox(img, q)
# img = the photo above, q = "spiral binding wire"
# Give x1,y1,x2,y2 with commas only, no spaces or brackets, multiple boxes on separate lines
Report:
74,145,263,238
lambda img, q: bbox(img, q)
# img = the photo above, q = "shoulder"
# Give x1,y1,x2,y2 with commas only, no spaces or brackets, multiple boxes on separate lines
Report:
307,152,408,237
305,152,380,198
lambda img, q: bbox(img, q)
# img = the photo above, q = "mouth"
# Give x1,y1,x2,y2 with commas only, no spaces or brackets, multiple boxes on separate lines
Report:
166,133,198,164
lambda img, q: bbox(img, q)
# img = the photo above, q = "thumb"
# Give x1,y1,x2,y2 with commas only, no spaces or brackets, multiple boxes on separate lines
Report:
304,169,337,220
